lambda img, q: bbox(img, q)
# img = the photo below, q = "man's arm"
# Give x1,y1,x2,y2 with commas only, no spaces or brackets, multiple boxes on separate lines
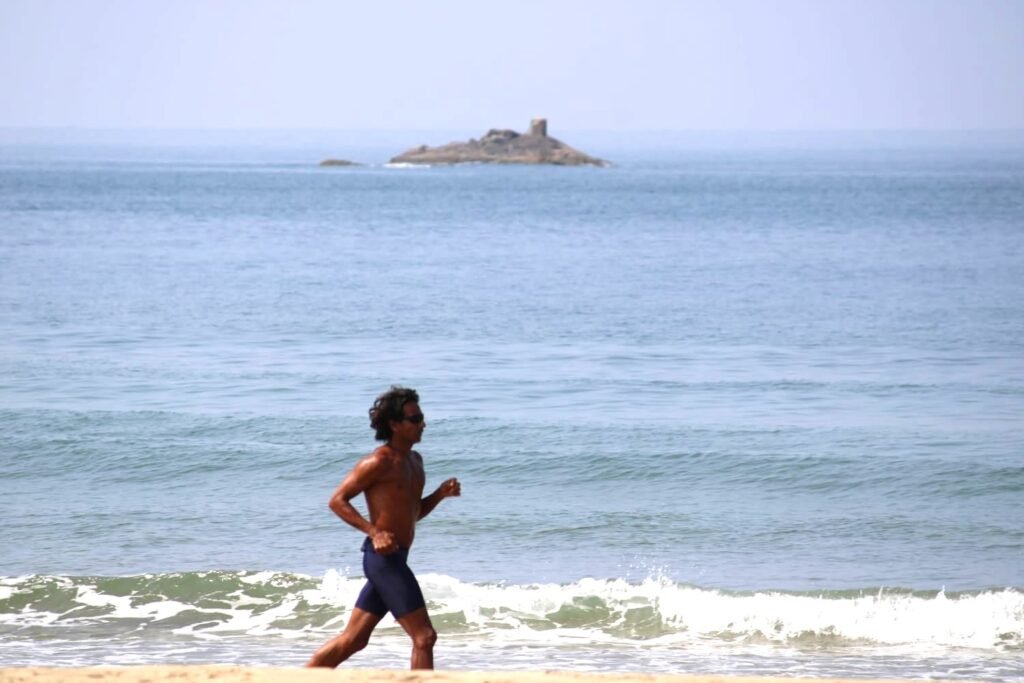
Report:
328,453,398,553
418,477,461,521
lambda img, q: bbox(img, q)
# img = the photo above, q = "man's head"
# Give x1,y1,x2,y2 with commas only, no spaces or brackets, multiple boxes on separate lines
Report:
369,385,423,442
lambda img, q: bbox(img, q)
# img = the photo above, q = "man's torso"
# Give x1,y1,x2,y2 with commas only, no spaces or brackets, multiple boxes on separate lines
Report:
364,446,425,548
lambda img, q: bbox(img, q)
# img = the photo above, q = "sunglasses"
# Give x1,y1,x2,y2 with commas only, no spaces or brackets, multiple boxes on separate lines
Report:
397,413,425,424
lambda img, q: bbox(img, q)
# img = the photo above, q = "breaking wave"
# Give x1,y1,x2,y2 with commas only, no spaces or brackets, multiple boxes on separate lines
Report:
1,571,1020,652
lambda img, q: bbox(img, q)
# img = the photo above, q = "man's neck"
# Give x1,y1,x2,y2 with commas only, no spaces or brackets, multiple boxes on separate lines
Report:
387,438,414,456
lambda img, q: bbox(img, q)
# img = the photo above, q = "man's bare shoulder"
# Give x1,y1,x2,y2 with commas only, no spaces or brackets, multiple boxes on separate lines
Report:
354,446,399,475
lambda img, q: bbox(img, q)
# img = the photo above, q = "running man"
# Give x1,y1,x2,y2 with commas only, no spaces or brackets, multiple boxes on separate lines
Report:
307,386,461,670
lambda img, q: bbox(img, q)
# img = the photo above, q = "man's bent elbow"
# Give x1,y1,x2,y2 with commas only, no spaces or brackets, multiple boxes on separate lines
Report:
328,495,347,517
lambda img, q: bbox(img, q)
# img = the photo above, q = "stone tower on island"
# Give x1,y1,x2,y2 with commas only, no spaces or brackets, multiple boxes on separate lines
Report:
529,118,548,137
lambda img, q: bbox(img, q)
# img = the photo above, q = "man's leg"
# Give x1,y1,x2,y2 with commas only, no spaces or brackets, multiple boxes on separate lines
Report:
306,607,383,668
396,607,437,670
361,546,434,669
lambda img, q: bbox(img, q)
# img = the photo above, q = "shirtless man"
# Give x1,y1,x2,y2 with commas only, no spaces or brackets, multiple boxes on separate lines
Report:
307,386,461,670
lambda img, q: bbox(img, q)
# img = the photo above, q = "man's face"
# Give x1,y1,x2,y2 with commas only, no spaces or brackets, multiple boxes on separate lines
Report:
391,401,425,444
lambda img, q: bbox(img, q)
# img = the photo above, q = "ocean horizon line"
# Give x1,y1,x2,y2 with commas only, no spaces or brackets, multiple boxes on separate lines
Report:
1,126,1023,150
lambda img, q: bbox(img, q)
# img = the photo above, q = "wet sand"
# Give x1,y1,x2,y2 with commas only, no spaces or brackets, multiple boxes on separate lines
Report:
0,667,952,683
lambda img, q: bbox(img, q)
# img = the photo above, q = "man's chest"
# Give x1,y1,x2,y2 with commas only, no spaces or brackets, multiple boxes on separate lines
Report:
386,458,425,496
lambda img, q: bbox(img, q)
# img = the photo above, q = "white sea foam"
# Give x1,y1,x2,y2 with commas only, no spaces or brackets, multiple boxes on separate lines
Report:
409,574,1024,651
1,572,1021,655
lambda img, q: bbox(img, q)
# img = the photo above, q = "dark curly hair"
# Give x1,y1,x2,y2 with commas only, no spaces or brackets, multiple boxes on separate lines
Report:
369,385,420,441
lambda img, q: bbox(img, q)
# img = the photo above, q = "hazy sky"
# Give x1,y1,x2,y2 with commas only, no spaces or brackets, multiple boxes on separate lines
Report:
1,0,1022,130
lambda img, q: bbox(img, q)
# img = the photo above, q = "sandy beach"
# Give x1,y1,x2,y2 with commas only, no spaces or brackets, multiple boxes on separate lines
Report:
0,669,945,683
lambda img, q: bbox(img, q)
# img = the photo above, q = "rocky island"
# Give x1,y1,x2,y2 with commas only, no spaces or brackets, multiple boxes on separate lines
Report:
389,119,608,167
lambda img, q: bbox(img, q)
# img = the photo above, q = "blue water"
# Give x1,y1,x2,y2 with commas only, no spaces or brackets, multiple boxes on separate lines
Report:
1,136,1022,679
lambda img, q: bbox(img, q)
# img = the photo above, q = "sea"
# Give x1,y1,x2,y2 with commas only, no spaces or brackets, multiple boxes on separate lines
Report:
1,130,1022,680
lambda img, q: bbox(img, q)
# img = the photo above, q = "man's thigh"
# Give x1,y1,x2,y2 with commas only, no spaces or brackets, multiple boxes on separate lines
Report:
364,552,426,618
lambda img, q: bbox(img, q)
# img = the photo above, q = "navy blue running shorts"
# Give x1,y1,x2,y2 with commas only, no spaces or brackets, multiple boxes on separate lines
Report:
354,536,427,618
